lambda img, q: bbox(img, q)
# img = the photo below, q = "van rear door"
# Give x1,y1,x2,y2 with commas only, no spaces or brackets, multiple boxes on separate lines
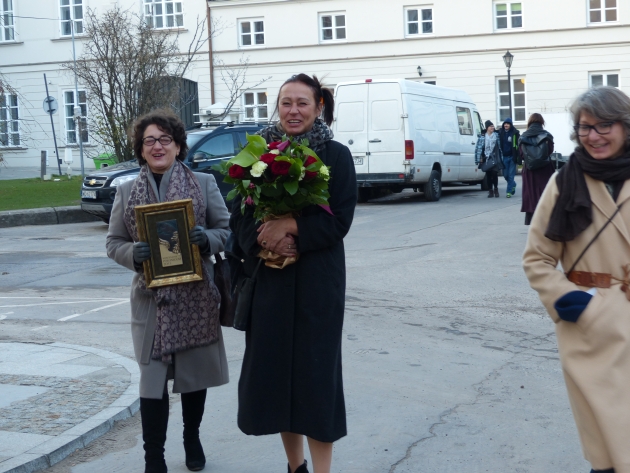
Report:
367,82,405,174
334,84,369,174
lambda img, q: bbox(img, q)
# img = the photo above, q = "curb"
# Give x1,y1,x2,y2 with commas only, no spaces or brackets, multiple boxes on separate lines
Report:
0,343,140,473
0,206,100,229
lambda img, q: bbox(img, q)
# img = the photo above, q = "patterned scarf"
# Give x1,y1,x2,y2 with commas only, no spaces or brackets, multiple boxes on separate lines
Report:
258,117,334,153
123,161,221,363
485,131,498,159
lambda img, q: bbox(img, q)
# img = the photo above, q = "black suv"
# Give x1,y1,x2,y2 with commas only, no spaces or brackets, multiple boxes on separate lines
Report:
81,123,264,223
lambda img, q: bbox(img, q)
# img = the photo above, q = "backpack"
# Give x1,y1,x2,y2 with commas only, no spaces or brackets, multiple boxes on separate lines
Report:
519,132,552,170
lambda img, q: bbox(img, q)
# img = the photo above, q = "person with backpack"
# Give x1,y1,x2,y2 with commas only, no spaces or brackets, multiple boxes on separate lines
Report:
518,113,555,225
498,117,521,197
476,120,504,198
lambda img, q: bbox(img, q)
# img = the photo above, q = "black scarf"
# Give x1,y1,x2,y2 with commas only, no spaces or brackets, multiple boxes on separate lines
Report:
545,146,630,242
257,117,334,153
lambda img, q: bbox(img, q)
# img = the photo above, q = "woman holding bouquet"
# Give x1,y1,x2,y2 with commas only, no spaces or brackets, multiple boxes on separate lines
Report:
230,74,357,473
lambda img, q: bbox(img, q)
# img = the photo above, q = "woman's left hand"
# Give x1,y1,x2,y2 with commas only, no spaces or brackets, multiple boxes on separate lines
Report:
189,226,209,248
257,218,298,254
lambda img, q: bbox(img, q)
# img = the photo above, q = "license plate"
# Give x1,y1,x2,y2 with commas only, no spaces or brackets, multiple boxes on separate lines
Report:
82,190,97,199
353,157,364,165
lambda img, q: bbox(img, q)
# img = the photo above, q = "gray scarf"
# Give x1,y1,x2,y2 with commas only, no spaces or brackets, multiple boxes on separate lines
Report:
258,117,334,153
485,131,498,158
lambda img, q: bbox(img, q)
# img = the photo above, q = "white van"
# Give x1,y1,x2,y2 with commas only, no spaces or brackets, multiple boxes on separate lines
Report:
333,79,486,202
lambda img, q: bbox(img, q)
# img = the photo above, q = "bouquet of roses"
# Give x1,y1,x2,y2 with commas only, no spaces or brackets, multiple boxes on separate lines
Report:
219,134,331,221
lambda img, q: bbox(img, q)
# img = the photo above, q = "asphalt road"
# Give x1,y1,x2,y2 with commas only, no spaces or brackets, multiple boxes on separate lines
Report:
0,178,590,473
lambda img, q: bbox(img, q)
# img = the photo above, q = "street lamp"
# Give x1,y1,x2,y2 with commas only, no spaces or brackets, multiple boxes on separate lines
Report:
502,50,514,121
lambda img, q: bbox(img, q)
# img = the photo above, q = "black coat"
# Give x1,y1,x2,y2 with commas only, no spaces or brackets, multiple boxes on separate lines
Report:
230,139,357,443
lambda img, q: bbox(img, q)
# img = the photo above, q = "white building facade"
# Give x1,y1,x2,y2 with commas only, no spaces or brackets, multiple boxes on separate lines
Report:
208,0,630,156
0,0,212,167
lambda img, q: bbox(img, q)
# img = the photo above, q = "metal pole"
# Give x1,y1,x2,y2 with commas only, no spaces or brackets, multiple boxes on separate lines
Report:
43,73,62,176
71,20,85,177
507,67,513,121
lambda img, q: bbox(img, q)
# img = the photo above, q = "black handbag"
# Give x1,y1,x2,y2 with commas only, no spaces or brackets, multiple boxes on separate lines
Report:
232,258,263,331
480,156,496,172
214,253,234,328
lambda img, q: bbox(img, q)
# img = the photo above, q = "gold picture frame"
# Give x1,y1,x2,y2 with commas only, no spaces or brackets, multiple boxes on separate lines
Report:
135,199,203,288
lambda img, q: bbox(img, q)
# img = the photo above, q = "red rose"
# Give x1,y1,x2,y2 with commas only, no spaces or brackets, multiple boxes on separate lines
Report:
304,156,317,167
228,164,245,179
304,170,318,181
268,141,282,150
260,153,277,164
271,161,291,175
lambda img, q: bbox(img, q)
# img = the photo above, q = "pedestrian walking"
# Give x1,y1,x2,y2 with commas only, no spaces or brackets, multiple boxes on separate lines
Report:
498,117,520,197
523,86,630,473
230,73,357,473
519,113,555,225
475,120,504,198
106,110,231,473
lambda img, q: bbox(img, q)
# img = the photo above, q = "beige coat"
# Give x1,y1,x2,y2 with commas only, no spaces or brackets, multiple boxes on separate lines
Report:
523,172,630,472
106,165,230,399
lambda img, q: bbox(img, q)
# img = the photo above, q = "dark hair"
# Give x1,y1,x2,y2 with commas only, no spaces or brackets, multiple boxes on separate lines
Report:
275,73,335,126
527,113,545,128
132,109,188,165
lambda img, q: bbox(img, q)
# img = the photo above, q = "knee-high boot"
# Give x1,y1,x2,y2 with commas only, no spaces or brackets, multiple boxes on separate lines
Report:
181,389,207,471
140,392,169,473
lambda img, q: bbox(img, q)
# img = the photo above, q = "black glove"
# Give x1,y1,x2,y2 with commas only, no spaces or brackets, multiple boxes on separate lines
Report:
133,241,151,264
189,226,209,252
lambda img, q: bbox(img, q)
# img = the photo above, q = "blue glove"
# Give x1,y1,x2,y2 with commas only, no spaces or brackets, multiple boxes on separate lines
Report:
189,226,210,252
554,291,593,323
133,241,151,264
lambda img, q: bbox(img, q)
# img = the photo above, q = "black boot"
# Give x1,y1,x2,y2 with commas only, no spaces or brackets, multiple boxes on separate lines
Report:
590,469,615,473
140,393,169,473
287,460,309,473
487,189,494,198
181,389,207,471
494,187,499,198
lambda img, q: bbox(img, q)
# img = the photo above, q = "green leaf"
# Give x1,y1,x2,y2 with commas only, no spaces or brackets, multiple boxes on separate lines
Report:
283,180,299,195
242,180,251,188
300,145,319,159
226,188,239,201
289,161,302,178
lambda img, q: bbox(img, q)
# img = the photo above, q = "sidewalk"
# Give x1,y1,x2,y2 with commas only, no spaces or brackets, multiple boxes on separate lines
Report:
0,342,139,473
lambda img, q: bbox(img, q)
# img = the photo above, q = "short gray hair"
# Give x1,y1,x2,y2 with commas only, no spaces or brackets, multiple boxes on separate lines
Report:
569,86,630,147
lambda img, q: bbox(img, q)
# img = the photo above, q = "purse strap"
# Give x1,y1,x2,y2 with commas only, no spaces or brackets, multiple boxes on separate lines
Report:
251,258,263,279
566,201,624,275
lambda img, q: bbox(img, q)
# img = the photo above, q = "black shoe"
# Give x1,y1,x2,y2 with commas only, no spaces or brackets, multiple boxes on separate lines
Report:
590,469,615,473
488,190,494,198
287,460,309,473
494,188,499,198
141,394,169,473
182,390,207,471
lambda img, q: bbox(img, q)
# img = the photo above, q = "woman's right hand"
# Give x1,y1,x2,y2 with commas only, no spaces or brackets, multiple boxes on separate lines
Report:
133,242,151,264
273,235,298,257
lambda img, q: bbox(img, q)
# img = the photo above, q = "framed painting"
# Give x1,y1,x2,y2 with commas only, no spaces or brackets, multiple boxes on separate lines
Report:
135,199,203,288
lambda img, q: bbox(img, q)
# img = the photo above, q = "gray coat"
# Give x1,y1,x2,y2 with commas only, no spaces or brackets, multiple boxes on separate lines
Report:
106,164,230,399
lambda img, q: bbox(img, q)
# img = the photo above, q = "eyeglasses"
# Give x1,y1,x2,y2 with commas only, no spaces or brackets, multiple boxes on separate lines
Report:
142,135,173,146
573,121,616,137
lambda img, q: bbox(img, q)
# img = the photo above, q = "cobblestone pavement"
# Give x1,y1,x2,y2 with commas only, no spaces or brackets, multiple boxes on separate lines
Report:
0,342,138,473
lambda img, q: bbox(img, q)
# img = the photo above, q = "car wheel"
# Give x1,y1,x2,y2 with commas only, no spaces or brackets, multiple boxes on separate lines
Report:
423,170,442,202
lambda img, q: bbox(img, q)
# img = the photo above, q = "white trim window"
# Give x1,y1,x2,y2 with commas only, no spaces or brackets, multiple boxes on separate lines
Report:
60,0,83,36
319,12,346,42
590,71,620,88
0,93,20,147
238,18,264,47
494,2,522,30
242,91,268,122
1,0,15,42
405,6,433,36
497,77,526,123
64,90,89,144
588,0,617,23
144,0,183,29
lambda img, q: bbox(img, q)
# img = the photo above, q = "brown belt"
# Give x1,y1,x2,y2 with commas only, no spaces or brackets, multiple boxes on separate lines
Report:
566,271,612,288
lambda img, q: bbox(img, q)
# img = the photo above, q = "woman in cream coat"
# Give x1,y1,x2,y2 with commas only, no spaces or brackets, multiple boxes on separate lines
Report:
523,87,630,473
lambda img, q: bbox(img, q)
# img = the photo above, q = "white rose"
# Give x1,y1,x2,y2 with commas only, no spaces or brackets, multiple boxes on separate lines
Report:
269,149,280,155
299,167,306,181
320,166,330,177
251,161,267,177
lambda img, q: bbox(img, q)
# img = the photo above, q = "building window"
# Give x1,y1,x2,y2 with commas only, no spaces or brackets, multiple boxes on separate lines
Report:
0,93,20,147
64,90,89,144
60,0,83,36
495,2,522,30
589,0,617,23
497,77,526,123
239,19,264,47
405,7,433,35
590,72,620,88
319,13,346,42
242,91,268,122
1,0,15,41
144,0,183,29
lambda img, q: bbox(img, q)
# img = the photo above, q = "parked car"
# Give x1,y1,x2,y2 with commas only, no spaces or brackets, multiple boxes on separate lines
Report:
80,123,264,223
333,79,487,202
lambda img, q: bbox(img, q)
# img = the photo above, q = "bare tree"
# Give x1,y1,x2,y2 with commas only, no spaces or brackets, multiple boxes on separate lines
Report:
65,6,209,162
